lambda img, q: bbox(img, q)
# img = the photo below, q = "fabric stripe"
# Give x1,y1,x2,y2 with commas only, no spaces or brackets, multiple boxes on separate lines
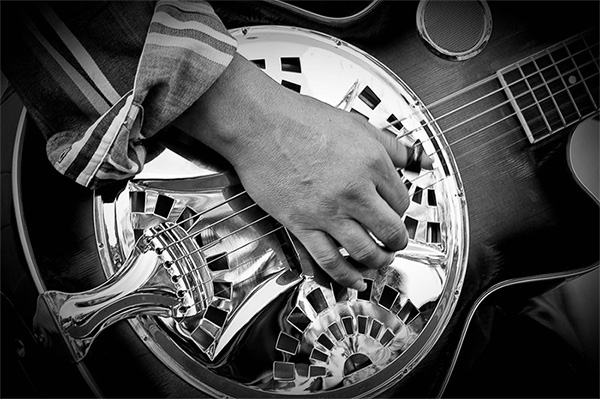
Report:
39,4,122,105
157,0,215,16
145,33,234,66
152,10,236,47
24,16,110,114
83,96,140,186
53,115,103,176
55,92,133,180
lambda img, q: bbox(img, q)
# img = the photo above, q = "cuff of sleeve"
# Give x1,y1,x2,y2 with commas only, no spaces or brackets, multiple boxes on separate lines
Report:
48,90,147,189
133,0,238,137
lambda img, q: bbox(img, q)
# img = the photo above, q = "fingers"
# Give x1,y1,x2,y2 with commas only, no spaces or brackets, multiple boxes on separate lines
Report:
296,230,368,291
373,128,434,170
331,219,396,269
358,195,409,252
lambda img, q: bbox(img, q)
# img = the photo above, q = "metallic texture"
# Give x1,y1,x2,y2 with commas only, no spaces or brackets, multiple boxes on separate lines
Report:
416,0,493,61
37,26,469,397
405,140,424,173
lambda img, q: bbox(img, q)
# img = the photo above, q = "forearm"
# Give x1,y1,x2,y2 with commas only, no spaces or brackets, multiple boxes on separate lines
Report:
173,53,291,168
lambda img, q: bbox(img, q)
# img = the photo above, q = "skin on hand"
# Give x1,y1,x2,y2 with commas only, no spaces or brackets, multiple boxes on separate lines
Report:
174,53,433,291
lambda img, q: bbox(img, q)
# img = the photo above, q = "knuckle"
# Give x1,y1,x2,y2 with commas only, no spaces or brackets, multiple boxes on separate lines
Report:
340,179,370,206
350,240,384,268
314,250,343,272
378,221,407,251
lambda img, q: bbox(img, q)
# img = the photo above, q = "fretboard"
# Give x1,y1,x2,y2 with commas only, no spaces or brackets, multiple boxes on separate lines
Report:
497,29,599,143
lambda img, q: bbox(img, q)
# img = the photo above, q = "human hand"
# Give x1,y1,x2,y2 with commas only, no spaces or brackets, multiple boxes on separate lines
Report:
174,54,432,291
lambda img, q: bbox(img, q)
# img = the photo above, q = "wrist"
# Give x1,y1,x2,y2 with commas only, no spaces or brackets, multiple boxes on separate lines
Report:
173,53,293,168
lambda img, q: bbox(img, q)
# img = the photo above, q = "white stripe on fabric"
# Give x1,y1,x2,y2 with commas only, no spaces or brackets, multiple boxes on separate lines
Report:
40,4,122,105
24,17,110,115
53,109,104,175
157,0,215,16
53,93,131,180
83,96,139,186
152,11,236,48
145,33,234,66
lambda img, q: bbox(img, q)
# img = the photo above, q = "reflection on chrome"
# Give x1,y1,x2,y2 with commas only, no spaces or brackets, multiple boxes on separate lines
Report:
34,26,468,397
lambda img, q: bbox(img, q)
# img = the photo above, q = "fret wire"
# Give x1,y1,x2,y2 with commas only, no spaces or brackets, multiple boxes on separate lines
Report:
583,35,600,70
149,44,596,248
429,30,596,114
161,53,598,252
429,71,598,153
517,62,553,135
148,32,598,267
173,101,596,318
548,48,583,119
425,68,598,143
565,41,598,109
533,57,567,127
429,39,597,127
544,47,582,121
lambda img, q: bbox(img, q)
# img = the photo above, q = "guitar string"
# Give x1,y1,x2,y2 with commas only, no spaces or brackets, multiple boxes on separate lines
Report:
173,101,578,313
154,63,599,262
441,72,598,147
174,96,599,307
388,58,598,148
414,32,598,126
146,35,598,246
140,35,598,306
173,225,286,314
171,95,596,313
162,67,598,268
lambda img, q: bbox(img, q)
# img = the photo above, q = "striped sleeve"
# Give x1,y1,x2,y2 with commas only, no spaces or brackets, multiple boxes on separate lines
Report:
132,0,238,137
11,1,237,189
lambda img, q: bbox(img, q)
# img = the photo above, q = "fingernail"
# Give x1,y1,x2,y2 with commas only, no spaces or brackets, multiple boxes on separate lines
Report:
352,280,367,292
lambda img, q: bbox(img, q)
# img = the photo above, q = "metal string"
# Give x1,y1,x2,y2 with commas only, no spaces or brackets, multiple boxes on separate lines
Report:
147,33,597,249
145,32,598,312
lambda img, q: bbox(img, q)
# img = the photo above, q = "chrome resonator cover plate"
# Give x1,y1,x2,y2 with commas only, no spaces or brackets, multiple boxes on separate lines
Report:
94,26,468,397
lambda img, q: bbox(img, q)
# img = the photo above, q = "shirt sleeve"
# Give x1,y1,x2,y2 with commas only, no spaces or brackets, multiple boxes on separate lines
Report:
4,1,237,189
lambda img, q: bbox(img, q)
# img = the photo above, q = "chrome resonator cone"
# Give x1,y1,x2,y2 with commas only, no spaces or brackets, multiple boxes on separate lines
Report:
34,26,468,397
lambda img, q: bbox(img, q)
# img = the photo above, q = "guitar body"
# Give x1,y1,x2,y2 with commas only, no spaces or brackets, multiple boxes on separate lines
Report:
568,117,599,204
7,1,598,397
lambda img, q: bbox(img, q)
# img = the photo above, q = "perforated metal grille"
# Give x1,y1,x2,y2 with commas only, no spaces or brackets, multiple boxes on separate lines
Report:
417,0,492,61
423,0,485,53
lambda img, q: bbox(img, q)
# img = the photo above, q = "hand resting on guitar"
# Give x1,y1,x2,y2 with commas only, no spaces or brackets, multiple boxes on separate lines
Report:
174,53,433,291
2,1,431,293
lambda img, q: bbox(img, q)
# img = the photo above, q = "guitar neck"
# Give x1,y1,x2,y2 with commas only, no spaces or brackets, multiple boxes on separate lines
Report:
426,28,599,152
497,28,599,143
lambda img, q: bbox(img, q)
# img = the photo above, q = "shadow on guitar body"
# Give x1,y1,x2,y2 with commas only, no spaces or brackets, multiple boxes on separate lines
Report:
445,270,599,398
445,118,599,398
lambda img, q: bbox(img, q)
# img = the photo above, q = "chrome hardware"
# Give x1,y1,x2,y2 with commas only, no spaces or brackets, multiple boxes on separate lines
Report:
34,26,469,397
